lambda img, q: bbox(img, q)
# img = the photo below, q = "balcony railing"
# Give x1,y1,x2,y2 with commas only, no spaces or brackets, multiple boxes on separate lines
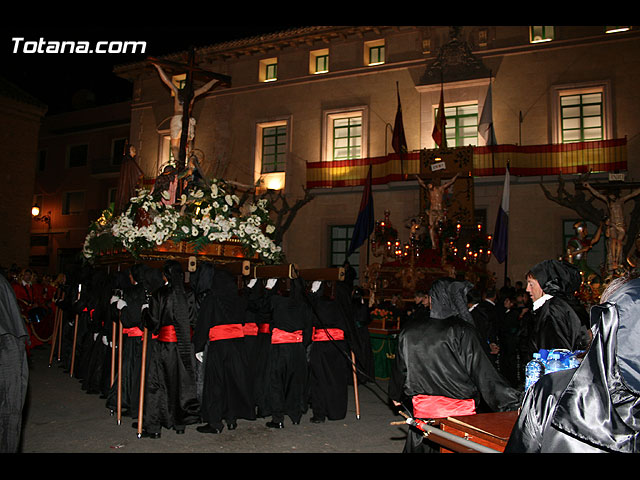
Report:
306,138,628,188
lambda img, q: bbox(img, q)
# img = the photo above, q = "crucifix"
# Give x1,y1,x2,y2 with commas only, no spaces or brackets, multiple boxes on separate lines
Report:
149,48,231,172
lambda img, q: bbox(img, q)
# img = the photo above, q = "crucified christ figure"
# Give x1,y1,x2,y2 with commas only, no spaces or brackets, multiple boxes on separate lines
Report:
152,62,221,164
416,172,459,249
583,182,640,270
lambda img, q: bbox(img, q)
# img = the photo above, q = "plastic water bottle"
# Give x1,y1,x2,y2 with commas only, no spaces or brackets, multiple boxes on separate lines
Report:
525,353,545,391
545,353,563,375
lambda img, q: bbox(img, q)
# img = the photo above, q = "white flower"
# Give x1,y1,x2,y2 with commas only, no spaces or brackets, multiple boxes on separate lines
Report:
266,225,275,234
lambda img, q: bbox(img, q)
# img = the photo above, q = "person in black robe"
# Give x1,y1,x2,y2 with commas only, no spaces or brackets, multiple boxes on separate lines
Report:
140,260,200,438
496,295,522,388
505,273,640,452
239,277,272,417
106,265,164,419
81,269,117,397
523,259,591,359
307,280,351,423
192,263,255,433
336,284,375,385
265,277,314,428
253,278,278,418
0,273,29,453
388,277,522,453
468,287,500,365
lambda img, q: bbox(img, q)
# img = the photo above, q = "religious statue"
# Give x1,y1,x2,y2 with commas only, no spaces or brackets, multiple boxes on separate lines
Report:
583,182,640,271
114,143,144,215
565,220,603,283
151,61,222,165
416,173,459,249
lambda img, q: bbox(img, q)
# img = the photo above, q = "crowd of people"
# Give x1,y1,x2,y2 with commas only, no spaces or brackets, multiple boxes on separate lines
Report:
0,260,377,445
3,256,638,453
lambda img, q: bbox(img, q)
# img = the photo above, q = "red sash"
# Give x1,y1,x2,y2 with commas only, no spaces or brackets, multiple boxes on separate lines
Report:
312,327,345,341
258,323,270,334
208,323,244,341
271,328,303,344
412,394,476,419
157,325,178,342
243,322,258,336
123,327,144,337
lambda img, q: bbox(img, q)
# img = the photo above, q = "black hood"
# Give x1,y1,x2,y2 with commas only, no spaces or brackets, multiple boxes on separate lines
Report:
530,259,582,296
429,277,474,323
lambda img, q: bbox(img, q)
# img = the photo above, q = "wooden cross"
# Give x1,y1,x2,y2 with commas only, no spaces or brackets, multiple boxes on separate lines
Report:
148,48,231,170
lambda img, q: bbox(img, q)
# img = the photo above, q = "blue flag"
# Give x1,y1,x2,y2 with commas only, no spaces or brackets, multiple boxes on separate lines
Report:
492,166,509,263
347,165,374,257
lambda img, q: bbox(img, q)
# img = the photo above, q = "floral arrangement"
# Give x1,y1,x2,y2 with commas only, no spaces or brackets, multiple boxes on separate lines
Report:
82,179,283,264
370,308,395,323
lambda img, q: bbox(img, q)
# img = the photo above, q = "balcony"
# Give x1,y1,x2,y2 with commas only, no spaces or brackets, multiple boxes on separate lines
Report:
306,138,628,188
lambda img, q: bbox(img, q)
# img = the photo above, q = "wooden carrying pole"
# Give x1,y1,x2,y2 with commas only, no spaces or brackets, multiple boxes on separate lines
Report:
48,303,62,367
137,327,149,438
48,290,65,367
110,317,117,388
351,351,361,419
117,319,124,425
69,286,82,378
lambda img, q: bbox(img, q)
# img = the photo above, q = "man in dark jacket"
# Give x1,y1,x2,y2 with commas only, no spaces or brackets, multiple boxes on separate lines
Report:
506,273,640,452
389,277,522,453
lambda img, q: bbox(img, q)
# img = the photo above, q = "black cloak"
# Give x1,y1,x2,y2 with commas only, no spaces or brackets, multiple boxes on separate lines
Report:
267,277,314,425
0,274,29,453
308,281,350,422
192,264,255,429
143,260,200,434
526,259,590,354
506,275,640,452
389,277,522,453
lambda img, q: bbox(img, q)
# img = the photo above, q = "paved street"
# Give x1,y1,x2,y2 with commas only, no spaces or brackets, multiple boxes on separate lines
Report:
18,344,406,454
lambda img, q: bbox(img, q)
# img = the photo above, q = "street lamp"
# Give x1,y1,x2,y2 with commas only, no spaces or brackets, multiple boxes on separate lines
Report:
31,204,51,227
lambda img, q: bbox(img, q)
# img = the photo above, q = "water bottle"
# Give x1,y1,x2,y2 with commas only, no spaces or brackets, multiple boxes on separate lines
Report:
525,353,545,391
545,353,563,375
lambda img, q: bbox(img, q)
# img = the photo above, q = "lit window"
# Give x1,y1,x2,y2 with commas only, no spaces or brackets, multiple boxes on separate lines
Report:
333,116,362,160
364,39,385,66
560,92,603,143
605,26,630,34
310,49,329,74
530,26,554,43
260,58,278,82
261,125,287,173
323,108,368,162
436,104,479,147
255,120,288,191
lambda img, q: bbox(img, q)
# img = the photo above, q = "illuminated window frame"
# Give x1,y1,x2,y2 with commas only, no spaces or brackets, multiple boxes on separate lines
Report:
259,58,278,82
255,119,290,191
322,107,369,162
550,82,611,144
530,26,554,43
310,48,329,74
434,103,479,147
364,39,385,66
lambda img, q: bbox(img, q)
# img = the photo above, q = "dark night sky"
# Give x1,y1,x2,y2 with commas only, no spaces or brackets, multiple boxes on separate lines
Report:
1,24,303,114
